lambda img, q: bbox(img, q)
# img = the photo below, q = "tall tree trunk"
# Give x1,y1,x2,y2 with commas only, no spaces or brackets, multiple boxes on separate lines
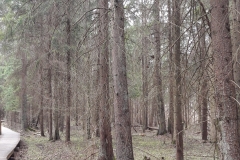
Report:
183,50,189,129
231,0,240,141
39,15,44,137
40,65,44,136
48,51,53,140
94,51,100,137
149,101,154,127
21,49,28,131
53,62,60,141
98,1,114,159
112,0,134,159
201,77,208,141
209,77,217,143
65,0,71,142
87,55,91,140
59,111,64,133
47,7,53,140
52,0,60,141
210,0,240,159
199,16,208,141
197,84,202,125
167,0,174,136
173,0,184,159
85,0,92,140
153,0,167,135
141,0,148,132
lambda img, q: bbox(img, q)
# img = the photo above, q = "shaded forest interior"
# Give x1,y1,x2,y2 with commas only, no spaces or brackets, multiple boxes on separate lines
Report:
0,0,240,159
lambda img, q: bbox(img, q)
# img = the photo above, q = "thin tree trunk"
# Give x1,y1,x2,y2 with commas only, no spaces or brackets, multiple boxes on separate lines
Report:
53,70,60,141
48,51,53,140
173,0,184,159
112,0,134,159
199,16,208,141
153,0,167,135
183,52,189,129
87,55,91,140
197,85,202,125
21,49,28,131
40,68,44,136
38,13,45,137
53,52,60,141
201,74,208,141
210,0,240,159
47,7,53,140
94,51,100,137
167,0,174,137
141,0,148,132
65,0,71,142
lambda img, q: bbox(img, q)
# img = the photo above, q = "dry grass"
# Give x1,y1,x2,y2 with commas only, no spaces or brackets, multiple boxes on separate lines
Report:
19,125,217,160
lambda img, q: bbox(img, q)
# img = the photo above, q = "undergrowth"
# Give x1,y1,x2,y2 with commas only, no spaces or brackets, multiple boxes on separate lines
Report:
20,126,217,160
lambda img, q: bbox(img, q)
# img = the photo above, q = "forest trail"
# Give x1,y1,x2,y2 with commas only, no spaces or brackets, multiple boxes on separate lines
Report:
0,127,20,160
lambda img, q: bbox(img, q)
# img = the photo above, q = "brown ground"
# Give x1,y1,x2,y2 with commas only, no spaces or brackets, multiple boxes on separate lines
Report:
17,125,217,160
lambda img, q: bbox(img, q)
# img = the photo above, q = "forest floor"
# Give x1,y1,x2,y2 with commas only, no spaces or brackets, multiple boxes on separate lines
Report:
15,125,217,160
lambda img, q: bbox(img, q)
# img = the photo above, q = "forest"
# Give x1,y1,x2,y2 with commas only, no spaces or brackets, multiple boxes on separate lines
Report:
0,0,239,159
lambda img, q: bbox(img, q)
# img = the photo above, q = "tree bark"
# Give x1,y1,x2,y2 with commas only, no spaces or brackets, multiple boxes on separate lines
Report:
112,0,134,159
39,14,44,137
21,49,28,131
149,100,154,127
173,0,184,159
40,64,44,137
47,8,53,140
210,0,240,159
98,0,114,159
153,0,167,135
47,51,53,141
199,18,208,141
167,0,174,137
209,75,217,143
141,0,148,133
231,0,240,141
53,52,60,141
94,51,100,137
86,55,91,140
65,0,71,142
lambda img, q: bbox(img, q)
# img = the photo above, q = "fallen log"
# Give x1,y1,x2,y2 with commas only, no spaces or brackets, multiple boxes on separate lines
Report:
131,124,143,133
147,126,158,131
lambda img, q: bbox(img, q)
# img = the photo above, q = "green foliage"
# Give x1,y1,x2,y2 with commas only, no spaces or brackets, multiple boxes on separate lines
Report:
1,81,19,111
125,25,143,99
0,30,4,41
129,83,141,98
0,55,20,111
0,0,27,112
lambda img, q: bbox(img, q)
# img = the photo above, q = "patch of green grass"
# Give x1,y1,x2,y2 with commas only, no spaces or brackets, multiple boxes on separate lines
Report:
22,133,48,159
132,135,174,160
